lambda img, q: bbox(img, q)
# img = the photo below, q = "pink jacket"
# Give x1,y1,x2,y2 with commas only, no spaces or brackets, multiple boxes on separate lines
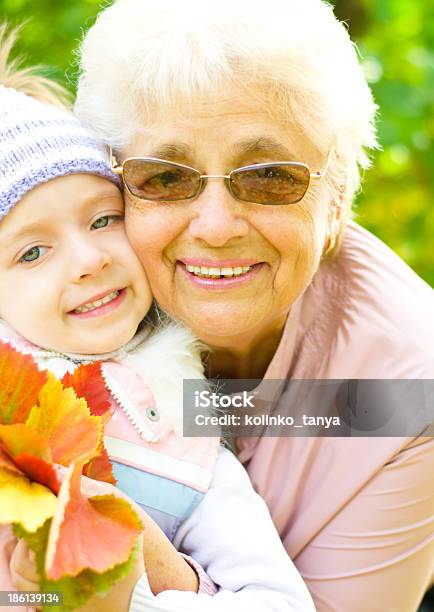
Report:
237,221,434,611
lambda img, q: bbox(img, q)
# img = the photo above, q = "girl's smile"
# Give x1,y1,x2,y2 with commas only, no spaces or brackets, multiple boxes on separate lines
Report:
67,287,128,318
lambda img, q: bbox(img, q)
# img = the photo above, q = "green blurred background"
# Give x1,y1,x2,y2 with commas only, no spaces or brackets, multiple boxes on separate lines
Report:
0,0,432,286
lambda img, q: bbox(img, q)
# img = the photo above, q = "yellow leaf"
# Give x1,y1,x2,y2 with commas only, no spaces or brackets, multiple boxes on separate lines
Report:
27,374,101,466
0,467,57,532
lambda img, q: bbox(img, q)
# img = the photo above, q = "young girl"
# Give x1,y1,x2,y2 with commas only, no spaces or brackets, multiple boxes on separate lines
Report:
0,28,315,612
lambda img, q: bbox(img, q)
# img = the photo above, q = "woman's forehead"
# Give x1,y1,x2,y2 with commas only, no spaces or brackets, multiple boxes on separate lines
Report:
140,93,272,127
129,104,320,165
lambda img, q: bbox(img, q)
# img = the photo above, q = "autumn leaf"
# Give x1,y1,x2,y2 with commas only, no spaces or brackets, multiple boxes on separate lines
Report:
62,362,113,418
45,459,142,580
0,423,59,491
0,468,57,532
0,444,22,474
0,424,52,463
0,343,141,607
26,374,101,466
13,455,60,495
82,439,116,485
43,539,140,611
0,342,47,424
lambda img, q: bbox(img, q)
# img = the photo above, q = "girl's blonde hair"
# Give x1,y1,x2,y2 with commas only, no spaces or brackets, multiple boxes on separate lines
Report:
0,23,71,110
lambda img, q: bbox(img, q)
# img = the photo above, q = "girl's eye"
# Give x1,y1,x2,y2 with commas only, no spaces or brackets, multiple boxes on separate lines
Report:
91,214,122,230
19,246,48,263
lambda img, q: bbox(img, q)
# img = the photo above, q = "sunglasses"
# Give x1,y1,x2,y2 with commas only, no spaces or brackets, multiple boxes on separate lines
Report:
111,150,330,206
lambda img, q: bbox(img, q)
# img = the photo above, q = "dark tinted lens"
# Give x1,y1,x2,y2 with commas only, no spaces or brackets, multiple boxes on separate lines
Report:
123,159,201,201
230,163,310,205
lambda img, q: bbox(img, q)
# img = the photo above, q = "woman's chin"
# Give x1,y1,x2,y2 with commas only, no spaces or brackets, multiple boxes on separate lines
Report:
176,303,266,345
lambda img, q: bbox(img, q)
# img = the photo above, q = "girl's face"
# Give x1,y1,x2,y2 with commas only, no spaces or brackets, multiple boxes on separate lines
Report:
0,174,151,354
123,97,330,350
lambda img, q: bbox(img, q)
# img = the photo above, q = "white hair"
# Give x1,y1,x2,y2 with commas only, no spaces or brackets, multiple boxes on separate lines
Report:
75,0,378,228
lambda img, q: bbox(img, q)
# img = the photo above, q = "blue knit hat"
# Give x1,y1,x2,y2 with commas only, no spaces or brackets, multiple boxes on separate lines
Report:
0,85,120,220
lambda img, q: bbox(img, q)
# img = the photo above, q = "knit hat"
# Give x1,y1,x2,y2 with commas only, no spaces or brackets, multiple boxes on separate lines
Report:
0,85,120,220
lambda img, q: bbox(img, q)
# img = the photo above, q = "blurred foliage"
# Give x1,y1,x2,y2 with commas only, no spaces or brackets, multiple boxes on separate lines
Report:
0,0,432,285
333,0,433,286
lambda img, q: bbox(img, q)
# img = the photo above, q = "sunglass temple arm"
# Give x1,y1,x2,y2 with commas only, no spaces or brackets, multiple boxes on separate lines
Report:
311,150,332,179
109,146,123,174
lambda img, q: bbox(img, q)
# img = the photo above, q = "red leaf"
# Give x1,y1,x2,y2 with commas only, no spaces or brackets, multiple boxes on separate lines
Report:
62,363,112,417
13,454,60,495
0,342,47,424
0,424,58,492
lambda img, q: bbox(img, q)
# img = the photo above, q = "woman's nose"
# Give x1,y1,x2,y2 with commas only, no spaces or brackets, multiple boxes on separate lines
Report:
188,182,249,246
70,239,112,282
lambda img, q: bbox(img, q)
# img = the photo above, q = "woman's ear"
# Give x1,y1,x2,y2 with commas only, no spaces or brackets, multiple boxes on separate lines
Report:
322,198,343,258
322,171,351,260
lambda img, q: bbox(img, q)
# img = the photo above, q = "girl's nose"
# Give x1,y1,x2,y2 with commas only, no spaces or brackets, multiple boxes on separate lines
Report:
188,182,249,247
70,240,112,282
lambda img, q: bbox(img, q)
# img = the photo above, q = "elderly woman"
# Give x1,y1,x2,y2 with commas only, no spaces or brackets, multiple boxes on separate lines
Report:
76,0,434,610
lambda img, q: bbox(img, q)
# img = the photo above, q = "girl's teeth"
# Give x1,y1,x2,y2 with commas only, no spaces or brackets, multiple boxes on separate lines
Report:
73,290,120,313
185,265,252,278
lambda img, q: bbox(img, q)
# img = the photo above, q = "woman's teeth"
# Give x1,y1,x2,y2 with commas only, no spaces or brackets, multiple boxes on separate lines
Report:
72,290,120,313
185,265,252,278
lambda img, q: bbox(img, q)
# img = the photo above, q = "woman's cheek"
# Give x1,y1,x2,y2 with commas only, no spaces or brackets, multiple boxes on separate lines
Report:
125,200,178,259
295,200,326,260
272,210,322,297
125,203,159,264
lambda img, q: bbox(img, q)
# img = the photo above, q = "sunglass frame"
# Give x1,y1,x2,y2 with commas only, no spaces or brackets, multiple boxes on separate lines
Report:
110,149,330,206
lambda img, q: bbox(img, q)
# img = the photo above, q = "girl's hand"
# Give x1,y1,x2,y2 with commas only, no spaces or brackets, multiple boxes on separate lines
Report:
9,534,145,612
10,538,40,592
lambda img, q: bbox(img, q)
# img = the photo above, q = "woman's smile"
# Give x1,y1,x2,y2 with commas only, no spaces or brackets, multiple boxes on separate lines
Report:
177,258,266,291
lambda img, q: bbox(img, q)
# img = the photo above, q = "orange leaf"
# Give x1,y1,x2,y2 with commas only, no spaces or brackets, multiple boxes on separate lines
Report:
0,342,47,424
45,460,141,579
26,375,101,466
82,440,116,485
62,363,112,417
